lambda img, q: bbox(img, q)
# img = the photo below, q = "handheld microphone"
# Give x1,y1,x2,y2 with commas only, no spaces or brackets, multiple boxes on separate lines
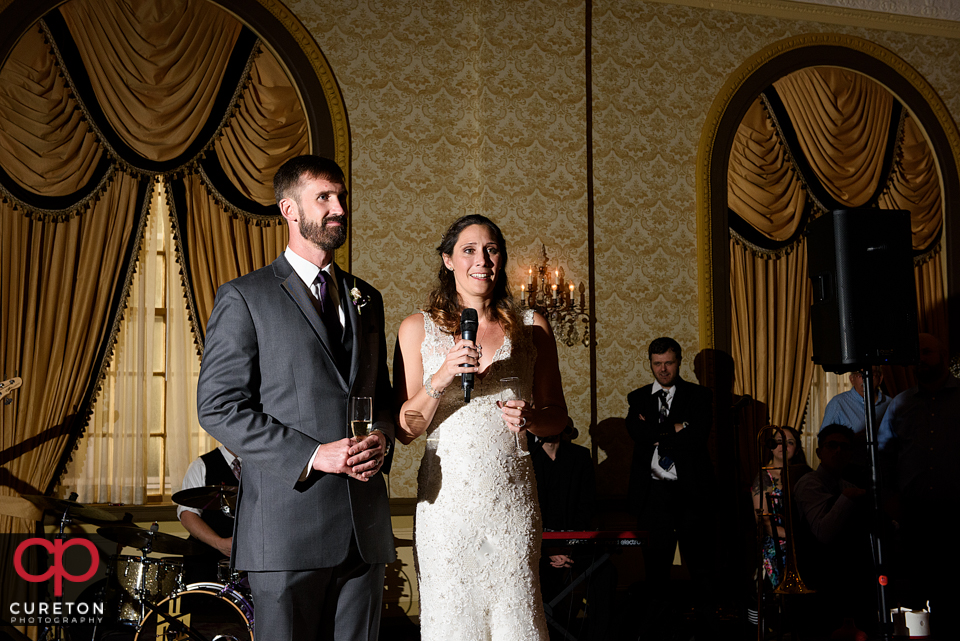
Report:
460,308,478,403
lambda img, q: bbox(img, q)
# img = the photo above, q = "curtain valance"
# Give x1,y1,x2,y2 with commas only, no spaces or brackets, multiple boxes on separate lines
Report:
0,0,307,223
728,66,942,259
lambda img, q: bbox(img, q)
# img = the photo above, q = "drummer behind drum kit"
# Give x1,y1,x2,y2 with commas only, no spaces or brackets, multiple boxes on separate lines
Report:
21,484,253,641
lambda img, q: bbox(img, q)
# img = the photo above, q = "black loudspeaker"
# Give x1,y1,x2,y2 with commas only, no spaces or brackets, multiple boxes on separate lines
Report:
807,209,918,373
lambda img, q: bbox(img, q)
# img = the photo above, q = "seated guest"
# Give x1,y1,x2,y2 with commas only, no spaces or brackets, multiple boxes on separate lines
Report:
793,425,872,640
177,445,239,584
532,420,616,640
820,366,889,486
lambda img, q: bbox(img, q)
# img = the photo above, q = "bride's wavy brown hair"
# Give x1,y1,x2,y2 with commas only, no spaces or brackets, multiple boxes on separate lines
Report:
425,214,522,340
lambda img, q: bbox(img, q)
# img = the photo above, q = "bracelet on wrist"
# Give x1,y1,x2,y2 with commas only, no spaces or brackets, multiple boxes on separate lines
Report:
424,375,444,399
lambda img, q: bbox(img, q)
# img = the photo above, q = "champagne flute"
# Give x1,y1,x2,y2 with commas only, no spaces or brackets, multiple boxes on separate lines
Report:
499,377,528,456
349,396,373,442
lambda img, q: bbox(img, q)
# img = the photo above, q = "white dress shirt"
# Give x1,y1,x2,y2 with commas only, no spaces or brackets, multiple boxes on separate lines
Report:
284,246,344,327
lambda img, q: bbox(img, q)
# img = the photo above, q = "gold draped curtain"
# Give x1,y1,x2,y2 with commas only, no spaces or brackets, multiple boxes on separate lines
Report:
727,66,946,429
0,0,308,536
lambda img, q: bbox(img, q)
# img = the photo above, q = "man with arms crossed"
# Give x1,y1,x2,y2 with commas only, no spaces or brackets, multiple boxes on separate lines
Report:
625,337,715,634
198,155,395,641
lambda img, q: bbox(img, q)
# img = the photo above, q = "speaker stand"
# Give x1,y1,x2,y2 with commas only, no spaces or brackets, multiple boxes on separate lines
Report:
861,367,894,641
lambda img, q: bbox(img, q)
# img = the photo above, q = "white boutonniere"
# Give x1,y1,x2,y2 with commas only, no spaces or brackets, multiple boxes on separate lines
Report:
350,279,369,314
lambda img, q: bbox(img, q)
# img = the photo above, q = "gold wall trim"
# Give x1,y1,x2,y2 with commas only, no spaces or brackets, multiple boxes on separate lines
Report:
696,33,960,350
644,0,960,39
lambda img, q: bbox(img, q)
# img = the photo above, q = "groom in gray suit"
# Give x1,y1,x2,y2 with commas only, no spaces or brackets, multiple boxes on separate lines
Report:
198,155,396,641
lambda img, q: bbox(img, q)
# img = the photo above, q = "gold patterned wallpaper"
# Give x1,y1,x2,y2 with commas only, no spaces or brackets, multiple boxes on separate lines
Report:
283,0,960,498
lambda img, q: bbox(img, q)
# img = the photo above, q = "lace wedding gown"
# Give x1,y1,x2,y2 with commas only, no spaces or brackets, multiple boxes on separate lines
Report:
414,311,548,641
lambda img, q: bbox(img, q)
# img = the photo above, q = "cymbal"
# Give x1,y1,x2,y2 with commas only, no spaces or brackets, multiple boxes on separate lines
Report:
97,525,207,555
172,485,237,512
22,494,119,524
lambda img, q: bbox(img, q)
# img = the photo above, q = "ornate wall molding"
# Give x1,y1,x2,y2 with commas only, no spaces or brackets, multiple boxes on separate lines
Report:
644,0,960,38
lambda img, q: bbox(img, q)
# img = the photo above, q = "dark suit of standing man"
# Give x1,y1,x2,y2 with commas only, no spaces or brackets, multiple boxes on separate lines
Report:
198,155,396,641
625,337,714,623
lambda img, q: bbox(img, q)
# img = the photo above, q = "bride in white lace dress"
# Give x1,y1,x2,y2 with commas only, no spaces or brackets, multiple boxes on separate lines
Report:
394,215,568,641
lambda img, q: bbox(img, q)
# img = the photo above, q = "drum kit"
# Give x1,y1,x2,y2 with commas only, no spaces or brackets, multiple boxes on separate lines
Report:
20,485,253,641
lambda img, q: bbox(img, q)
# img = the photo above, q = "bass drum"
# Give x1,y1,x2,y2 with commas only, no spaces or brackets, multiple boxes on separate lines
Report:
133,583,254,641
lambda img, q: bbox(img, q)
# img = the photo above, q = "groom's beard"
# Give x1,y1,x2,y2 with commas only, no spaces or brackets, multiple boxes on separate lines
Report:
301,214,347,251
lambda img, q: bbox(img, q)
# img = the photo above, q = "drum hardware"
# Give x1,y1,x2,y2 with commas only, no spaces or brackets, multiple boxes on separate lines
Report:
754,426,814,641
19,488,251,640
96,519,253,639
96,522,208,633
217,559,248,587
172,484,238,518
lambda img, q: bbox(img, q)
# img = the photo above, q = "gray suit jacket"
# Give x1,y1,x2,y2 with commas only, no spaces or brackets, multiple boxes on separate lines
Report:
197,254,396,571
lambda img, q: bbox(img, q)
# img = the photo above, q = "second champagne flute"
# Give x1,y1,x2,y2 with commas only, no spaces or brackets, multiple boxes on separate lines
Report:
499,377,528,456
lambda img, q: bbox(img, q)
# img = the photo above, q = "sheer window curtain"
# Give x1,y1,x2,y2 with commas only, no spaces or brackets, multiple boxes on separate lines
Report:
165,195,214,498
805,367,851,468
62,182,213,503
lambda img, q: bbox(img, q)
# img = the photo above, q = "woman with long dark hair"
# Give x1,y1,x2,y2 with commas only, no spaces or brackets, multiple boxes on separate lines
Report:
394,214,567,640
751,426,810,588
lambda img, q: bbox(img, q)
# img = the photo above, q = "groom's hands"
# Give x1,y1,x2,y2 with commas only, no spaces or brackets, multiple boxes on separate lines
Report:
310,433,387,481
349,431,388,480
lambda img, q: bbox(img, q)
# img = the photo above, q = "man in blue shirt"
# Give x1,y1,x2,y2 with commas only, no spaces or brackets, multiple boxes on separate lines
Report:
820,366,890,487
819,366,891,434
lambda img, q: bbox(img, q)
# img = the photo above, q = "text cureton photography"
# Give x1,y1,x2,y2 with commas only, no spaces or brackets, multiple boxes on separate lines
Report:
7,535,106,628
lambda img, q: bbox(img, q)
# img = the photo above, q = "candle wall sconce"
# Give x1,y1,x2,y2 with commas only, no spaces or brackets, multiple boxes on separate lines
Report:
518,245,592,348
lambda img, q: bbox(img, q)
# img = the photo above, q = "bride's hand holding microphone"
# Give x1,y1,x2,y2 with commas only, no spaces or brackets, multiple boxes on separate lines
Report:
428,336,480,399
